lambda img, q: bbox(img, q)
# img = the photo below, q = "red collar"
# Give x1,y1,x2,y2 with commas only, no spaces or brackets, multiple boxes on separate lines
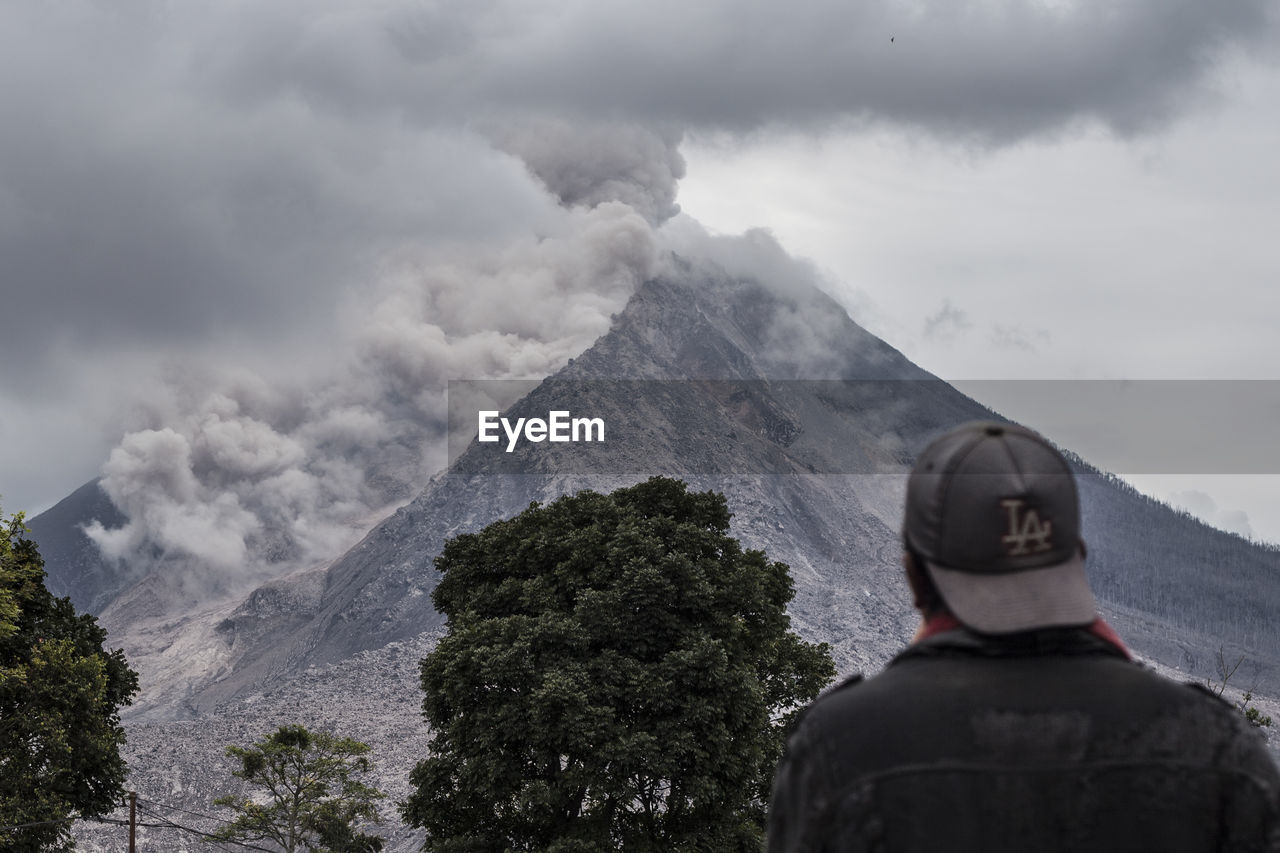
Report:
916,612,1131,660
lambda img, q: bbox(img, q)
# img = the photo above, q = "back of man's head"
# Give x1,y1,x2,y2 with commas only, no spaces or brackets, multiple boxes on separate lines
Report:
902,421,1096,634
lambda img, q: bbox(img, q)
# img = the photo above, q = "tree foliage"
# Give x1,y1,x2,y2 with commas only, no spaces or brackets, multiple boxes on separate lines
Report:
213,724,386,853
403,477,835,851
0,508,139,852
1239,693,1273,729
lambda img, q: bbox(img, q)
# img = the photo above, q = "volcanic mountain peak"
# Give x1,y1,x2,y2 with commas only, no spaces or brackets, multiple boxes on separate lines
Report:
34,261,1280,849
34,262,1280,721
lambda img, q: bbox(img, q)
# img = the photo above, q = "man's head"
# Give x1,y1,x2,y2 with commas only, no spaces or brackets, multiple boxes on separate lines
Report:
902,421,1096,634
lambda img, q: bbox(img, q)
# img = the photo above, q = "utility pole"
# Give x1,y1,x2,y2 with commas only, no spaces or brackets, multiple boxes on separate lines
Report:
128,791,137,853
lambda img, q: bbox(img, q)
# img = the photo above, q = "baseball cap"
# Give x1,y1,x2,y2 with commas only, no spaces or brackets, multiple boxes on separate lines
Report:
902,421,1096,634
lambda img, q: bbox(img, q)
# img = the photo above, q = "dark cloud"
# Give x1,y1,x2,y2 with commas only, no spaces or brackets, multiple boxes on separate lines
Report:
2,0,1274,562
191,0,1274,136
4,0,1267,376
485,118,686,225
0,100,558,384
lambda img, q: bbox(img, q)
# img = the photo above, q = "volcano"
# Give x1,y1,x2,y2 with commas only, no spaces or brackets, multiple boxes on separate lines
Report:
34,258,1280,850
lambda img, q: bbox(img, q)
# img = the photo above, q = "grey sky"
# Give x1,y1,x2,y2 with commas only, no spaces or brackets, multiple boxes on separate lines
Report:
677,41,1280,539
181,0,1272,135
2,0,1278,552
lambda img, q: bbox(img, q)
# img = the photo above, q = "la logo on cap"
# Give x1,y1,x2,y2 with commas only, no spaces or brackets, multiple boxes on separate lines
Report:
1000,499,1052,556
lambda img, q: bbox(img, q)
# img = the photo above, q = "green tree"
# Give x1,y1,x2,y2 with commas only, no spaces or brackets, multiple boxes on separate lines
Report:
0,508,139,852
1239,693,1273,729
403,477,835,852
213,724,386,852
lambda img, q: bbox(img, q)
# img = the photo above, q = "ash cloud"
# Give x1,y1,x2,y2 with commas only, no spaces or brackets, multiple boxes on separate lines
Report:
486,119,686,226
659,220,884,378
84,200,657,591
3,0,1273,589
204,0,1274,140
5,0,1268,382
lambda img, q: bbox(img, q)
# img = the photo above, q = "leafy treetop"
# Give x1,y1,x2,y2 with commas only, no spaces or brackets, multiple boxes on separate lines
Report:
1,508,139,853
213,724,386,853
403,477,835,852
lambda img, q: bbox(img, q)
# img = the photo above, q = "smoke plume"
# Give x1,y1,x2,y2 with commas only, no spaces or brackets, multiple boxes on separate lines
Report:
2,0,1269,592
87,186,658,593
486,119,686,225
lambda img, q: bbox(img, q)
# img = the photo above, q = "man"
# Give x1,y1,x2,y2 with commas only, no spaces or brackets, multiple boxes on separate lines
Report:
768,421,1280,852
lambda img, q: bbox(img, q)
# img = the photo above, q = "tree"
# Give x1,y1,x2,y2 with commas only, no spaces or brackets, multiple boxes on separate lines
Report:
403,477,835,851
1205,646,1273,728
213,724,386,852
0,508,139,852
1239,693,1273,729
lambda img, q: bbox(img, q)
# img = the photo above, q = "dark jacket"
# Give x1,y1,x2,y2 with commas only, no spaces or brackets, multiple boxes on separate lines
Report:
768,627,1280,852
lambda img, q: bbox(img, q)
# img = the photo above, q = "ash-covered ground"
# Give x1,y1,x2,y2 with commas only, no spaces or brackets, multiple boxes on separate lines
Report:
73,622,1279,852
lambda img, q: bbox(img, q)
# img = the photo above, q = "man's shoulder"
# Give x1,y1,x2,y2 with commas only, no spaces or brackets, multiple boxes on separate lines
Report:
786,671,864,730
773,640,1280,853
795,638,1266,751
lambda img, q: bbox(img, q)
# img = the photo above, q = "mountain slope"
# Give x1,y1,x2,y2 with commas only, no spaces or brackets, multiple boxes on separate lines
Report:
191,264,1280,713
186,267,988,709
27,479,127,614
43,259,1280,850
35,260,1280,715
